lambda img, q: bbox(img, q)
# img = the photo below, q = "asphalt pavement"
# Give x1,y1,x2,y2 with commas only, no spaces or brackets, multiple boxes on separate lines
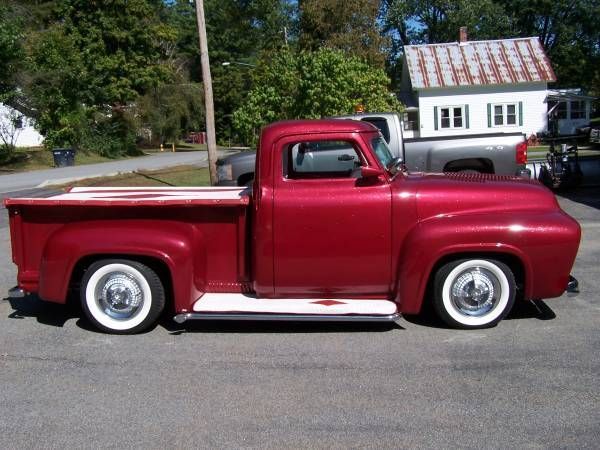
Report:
0,188,598,449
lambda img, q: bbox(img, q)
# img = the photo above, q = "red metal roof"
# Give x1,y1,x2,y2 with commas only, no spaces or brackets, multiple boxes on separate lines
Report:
405,37,556,89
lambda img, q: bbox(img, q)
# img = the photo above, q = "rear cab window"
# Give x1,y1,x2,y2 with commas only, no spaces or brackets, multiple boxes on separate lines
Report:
360,117,391,144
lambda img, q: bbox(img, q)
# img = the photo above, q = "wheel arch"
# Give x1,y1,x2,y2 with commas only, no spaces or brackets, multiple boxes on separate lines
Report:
443,158,495,174
396,244,531,315
37,220,205,313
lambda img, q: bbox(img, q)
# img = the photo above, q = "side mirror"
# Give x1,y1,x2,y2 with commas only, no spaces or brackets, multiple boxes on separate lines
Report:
361,166,384,179
392,156,404,166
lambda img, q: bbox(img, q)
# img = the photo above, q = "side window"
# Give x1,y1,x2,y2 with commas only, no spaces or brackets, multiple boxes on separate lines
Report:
282,140,362,179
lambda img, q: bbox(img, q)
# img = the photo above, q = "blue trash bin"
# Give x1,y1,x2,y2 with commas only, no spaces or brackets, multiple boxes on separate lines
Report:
51,148,76,167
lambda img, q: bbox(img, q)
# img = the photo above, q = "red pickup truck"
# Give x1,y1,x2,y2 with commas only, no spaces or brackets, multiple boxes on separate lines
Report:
5,120,580,334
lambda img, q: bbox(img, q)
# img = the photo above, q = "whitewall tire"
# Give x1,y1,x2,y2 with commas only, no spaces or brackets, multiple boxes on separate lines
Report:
433,259,516,329
81,259,165,334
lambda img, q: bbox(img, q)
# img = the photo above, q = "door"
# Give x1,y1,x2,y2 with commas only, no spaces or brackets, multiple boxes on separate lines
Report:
272,136,392,297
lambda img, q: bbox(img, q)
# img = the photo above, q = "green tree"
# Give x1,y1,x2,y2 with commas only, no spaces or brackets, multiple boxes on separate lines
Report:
162,0,294,144
383,0,512,87
0,6,24,103
20,0,181,154
233,48,402,145
498,0,600,89
299,0,387,67
136,82,205,146
384,0,510,45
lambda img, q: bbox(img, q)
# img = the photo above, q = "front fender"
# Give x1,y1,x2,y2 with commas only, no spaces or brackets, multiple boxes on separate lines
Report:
393,212,560,314
39,220,205,312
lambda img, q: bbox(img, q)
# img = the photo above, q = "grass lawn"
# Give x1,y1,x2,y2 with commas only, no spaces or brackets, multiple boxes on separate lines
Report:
63,165,210,189
528,144,600,160
528,145,551,155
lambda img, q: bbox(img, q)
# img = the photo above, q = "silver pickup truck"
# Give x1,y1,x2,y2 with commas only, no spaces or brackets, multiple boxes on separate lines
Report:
217,112,529,186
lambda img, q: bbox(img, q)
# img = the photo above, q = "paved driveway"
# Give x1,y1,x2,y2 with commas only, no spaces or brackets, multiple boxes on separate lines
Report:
0,189,598,448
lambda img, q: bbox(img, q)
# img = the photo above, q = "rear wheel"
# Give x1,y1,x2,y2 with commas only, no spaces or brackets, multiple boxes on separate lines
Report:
433,259,516,329
80,259,165,334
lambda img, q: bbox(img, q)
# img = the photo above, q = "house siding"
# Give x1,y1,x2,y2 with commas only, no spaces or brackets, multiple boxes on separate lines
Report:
0,103,44,147
416,82,548,138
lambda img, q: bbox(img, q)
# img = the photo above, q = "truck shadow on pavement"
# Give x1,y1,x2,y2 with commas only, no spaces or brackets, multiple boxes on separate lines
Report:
4,294,103,332
403,299,556,329
558,186,600,210
161,318,404,335
5,295,555,333
5,294,89,329
4,295,404,334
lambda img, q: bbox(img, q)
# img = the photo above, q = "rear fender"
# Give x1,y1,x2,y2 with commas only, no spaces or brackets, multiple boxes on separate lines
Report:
394,217,533,314
39,220,205,312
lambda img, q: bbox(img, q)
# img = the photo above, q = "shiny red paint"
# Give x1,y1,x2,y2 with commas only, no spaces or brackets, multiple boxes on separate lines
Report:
5,119,580,316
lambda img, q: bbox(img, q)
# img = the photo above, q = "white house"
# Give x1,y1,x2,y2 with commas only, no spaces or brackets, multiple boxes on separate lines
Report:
399,34,556,139
0,103,44,148
546,89,594,135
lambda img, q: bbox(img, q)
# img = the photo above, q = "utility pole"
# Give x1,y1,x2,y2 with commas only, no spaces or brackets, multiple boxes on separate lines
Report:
194,0,218,185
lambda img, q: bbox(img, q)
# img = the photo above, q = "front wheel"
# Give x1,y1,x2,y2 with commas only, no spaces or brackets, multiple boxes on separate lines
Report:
433,259,516,329
80,259,165,334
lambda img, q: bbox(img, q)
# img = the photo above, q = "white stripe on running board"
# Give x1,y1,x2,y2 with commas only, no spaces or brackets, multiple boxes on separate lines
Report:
192,293,397,315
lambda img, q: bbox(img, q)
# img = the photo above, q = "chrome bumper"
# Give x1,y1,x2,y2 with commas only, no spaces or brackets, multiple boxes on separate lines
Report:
566,276,579,296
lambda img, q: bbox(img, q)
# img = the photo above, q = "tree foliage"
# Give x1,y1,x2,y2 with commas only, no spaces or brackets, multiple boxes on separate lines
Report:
383,0,600,91
22,0,179,153
0,5,24,103
299,0,387,67
3,0,600,158
136,82,205,145
233,48,402,144
498,0,600,89
384,0,510,45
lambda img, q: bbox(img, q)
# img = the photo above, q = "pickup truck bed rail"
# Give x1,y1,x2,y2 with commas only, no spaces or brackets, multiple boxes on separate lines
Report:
4,186,250,207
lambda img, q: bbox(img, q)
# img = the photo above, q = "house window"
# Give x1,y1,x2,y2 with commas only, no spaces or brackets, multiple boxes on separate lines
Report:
493,103,518,126
556,102,568,119
439,106,464,129
571,100,586,119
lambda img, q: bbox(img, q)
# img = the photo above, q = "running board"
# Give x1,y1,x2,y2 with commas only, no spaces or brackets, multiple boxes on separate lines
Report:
174,293,399,323
173,312,401,324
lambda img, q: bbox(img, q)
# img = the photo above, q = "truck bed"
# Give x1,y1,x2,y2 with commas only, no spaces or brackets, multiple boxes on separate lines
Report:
5,186,252,305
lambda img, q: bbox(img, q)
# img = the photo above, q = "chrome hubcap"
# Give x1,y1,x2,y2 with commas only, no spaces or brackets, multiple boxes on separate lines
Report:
450,267,501,317
96,272,144,320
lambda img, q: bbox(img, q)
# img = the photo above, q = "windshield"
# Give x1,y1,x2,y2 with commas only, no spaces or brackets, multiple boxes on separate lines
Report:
370,136,394,169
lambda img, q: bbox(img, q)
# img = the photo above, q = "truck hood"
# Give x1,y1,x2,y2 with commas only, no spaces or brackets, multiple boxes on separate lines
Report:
400,172,559,221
